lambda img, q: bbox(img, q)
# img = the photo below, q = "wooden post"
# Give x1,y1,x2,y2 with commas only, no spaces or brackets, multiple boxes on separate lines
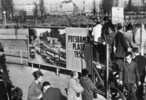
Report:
32,63,34,69
20,50,23,64
39,64,41,71
56,68,60,76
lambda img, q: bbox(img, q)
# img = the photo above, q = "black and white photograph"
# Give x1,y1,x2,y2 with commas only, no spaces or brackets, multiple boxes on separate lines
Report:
28,27,66,68
1,0,146,100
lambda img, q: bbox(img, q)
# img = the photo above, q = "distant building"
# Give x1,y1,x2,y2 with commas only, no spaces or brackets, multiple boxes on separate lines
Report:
25,5,35,16
131,0,143,6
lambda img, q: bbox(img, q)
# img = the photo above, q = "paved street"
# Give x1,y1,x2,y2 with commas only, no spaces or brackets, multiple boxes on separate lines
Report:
7,64,70,100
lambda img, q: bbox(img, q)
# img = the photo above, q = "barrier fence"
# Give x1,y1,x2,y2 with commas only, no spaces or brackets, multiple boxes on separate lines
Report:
5,49,28,65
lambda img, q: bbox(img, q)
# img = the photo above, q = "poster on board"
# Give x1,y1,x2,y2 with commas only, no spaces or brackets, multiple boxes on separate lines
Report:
28,27,66,68
112,7,124,24
66,27,89,72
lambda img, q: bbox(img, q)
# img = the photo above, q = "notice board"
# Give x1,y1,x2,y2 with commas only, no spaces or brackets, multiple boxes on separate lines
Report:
112,7,124,24
66,27,89,72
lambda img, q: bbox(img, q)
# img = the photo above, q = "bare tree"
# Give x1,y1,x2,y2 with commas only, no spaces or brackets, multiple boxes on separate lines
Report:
33,2,39,24
40,0,45,17
39,0,46,22
102,0,114,15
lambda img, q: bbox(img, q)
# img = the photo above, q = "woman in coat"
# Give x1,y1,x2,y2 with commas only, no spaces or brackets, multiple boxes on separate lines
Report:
27,70,43,100
67,71,84,100
80,69,97,100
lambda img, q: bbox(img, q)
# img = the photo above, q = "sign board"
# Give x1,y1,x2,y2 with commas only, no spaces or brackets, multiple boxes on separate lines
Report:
25,5,34,16
65,28,88,72
112,7,124,24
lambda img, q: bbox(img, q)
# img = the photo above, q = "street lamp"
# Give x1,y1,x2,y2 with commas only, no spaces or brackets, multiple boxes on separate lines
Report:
3,11,6,25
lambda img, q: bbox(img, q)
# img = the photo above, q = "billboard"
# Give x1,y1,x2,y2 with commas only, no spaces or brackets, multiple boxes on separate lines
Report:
65,28,89,72
28,27,92,72
28,27,66,68
112,7,124,24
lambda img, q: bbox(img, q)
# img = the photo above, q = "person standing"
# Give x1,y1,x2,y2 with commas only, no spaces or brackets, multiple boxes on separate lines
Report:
42,81,62,100
119,52,140,100
132,48,146,100
0,43,12,99
27,70,43,100
92,21,102,43
0,71,8,100
124,23,137,48
133,48,146,82
67,71,84,100
92,20,103,63
80,69,97,100
114,23,129,60
0,45,9,82
113,23,129,82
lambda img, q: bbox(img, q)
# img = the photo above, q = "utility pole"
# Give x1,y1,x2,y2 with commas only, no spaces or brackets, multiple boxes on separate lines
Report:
93,0,96,16
83,0,85,14
40,0,45,22
33,0,40,25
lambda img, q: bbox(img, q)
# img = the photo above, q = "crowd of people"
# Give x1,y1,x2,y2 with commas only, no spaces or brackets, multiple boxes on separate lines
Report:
27,69,106,100
1,15,146,100
27,70,65,100
90,16,146,100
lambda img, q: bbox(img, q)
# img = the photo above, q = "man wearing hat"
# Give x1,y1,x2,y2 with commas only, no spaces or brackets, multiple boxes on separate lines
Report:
42,81,62,100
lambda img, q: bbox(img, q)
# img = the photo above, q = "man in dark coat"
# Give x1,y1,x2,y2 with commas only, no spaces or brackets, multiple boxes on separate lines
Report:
119,52,140,100
114,24,129,82
0,43,10,82
42,81,62,100
0,71,8,100
114,23,129,59
132,48,146,100
133,48,146,82
0,43,11,100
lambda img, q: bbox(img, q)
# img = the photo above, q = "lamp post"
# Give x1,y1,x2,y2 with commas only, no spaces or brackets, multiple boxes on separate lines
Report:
3,11,6,25
106,43,111,100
